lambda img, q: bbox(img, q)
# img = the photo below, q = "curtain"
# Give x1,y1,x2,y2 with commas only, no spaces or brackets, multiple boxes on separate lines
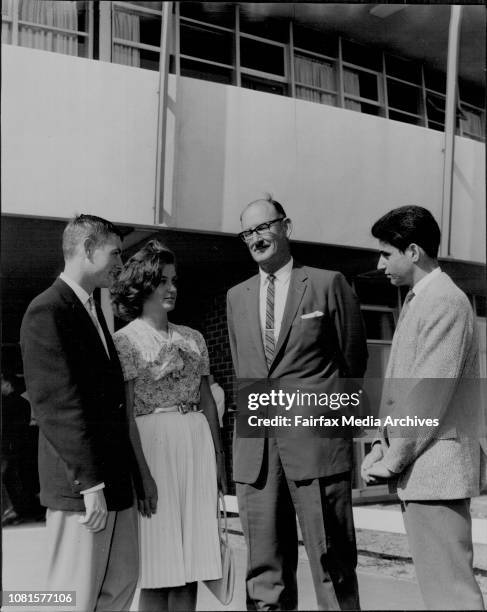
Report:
460,109,482,138
18,0,78,56
343,69,361,111
113,10,141,68
2,0,14,44
294,55,335,106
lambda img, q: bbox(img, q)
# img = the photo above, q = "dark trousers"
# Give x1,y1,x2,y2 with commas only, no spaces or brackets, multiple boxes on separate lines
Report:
237,438,360,611
402,499,485,610
2,454,32,517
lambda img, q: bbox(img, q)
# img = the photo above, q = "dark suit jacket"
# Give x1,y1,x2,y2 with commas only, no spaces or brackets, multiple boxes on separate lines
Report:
20,278,135,512
227,262,368,483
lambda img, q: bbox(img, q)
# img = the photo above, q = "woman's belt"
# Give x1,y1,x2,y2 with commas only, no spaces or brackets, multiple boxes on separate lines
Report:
153,402,202,415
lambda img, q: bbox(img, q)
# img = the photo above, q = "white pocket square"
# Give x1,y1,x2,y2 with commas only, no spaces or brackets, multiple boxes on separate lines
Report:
301,311,323,319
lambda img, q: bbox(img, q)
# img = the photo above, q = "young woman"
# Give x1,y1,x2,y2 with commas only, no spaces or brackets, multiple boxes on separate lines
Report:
111,240,225,612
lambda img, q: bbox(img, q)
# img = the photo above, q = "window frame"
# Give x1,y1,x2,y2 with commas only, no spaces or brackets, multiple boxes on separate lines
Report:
2,0,94,59
111,0,163,65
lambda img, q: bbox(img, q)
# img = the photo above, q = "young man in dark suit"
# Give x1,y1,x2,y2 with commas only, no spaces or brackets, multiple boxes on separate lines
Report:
227,196,368,611
21,215,140,612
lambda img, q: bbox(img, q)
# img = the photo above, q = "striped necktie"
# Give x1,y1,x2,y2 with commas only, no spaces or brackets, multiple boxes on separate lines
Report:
396,290,415,328
264,274,276,368
87,296,110,357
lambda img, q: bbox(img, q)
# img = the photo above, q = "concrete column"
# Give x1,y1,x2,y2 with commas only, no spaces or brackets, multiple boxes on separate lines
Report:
440,5,462,257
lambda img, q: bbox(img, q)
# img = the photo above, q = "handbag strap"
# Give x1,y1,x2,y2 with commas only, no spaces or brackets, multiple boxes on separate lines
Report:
217,491,229,546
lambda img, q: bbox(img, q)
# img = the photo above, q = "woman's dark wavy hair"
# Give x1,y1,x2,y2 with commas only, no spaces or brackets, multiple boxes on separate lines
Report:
111,240,175,321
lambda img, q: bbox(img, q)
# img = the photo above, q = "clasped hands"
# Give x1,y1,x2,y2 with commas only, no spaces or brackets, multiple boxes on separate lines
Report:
360,443,395,484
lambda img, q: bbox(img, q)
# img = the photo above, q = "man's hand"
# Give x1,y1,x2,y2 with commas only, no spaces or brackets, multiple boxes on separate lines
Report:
138,476,158,518
79,490,108,532
216,451,227,495
360,443,384,482
363,461,396,484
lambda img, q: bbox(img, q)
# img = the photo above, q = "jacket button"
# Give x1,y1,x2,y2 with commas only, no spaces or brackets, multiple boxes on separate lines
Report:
386,399,394,406
74,480,80,485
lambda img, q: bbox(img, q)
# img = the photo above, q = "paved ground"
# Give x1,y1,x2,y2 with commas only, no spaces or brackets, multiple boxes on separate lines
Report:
0,523,427,611
3,518,486,610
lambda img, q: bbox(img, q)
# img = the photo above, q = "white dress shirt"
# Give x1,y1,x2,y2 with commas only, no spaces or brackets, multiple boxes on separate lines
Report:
411,266,441,297
59,272,105,496
259,257,293,345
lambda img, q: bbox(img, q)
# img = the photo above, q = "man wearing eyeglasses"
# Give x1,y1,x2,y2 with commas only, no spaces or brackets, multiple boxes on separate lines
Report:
226,196,368,611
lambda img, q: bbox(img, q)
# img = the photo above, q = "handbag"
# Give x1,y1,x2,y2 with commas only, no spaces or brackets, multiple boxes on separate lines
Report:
203,492,235,605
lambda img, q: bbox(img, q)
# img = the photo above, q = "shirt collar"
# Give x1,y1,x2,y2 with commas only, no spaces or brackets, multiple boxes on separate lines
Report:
259,257,294,285
411,267,441,297
59,272,92,306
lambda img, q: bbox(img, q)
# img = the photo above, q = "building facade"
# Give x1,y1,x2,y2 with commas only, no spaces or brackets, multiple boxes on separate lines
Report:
2,1,486,496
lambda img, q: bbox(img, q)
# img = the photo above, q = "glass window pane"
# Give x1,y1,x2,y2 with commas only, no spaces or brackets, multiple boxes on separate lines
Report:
113,44,160,71
294,54,336,92
354,278,399,308
180,22,233,66
475,296,487,317
385,54,422,84
16,0,90,57
426,93,445,126
179,2,235,30
362,311,395,341
344,69,378,101
2,23,12,44
459,80,484,109
114,6,161,49
387,80,420,114
424,67,446,94
241,75,288,96
477,318,486,378
239,12,288,43
342,39,381,71
180,57,233,84
293,24,338,58
389,110,421,126
459,107,483,138
240,36,285,76
137,2,163,10
296,87,336,107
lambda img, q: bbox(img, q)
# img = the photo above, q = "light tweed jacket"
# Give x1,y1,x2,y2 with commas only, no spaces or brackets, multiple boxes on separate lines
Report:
379,271,487,500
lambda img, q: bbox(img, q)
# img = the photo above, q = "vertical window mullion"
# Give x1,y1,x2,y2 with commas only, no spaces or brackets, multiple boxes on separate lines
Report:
421,64,428,127
382,53,389,119
87,1,94,59
289,19,295,99
175,1,180,75
337,35,344,108
12,0,19,46
99,1,112,62
235,4,241,87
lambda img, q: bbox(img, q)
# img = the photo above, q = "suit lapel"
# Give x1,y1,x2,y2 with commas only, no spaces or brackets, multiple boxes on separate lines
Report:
244,275,267,368
271,264,308,368
55,279,111,362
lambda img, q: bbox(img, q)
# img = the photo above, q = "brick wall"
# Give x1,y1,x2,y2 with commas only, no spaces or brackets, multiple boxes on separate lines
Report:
201,289,238,493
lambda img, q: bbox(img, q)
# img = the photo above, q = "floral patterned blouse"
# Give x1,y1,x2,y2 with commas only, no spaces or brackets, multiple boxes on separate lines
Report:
113,318,210,417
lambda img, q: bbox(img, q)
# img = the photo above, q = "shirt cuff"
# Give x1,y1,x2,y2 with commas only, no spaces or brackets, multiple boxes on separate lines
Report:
81,482,105,495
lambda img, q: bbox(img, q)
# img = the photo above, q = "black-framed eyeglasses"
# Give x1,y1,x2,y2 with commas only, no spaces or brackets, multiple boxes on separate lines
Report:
239,217,286,243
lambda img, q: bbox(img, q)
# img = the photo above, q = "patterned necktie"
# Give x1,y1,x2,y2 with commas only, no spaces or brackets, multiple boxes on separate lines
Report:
264,274,276,368
87,296,110,357
396,290,415,328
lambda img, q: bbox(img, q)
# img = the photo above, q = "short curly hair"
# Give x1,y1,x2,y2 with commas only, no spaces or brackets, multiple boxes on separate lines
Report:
111,240,175,321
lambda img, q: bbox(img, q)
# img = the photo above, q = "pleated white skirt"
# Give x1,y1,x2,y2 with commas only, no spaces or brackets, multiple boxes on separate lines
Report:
136,411,222,588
